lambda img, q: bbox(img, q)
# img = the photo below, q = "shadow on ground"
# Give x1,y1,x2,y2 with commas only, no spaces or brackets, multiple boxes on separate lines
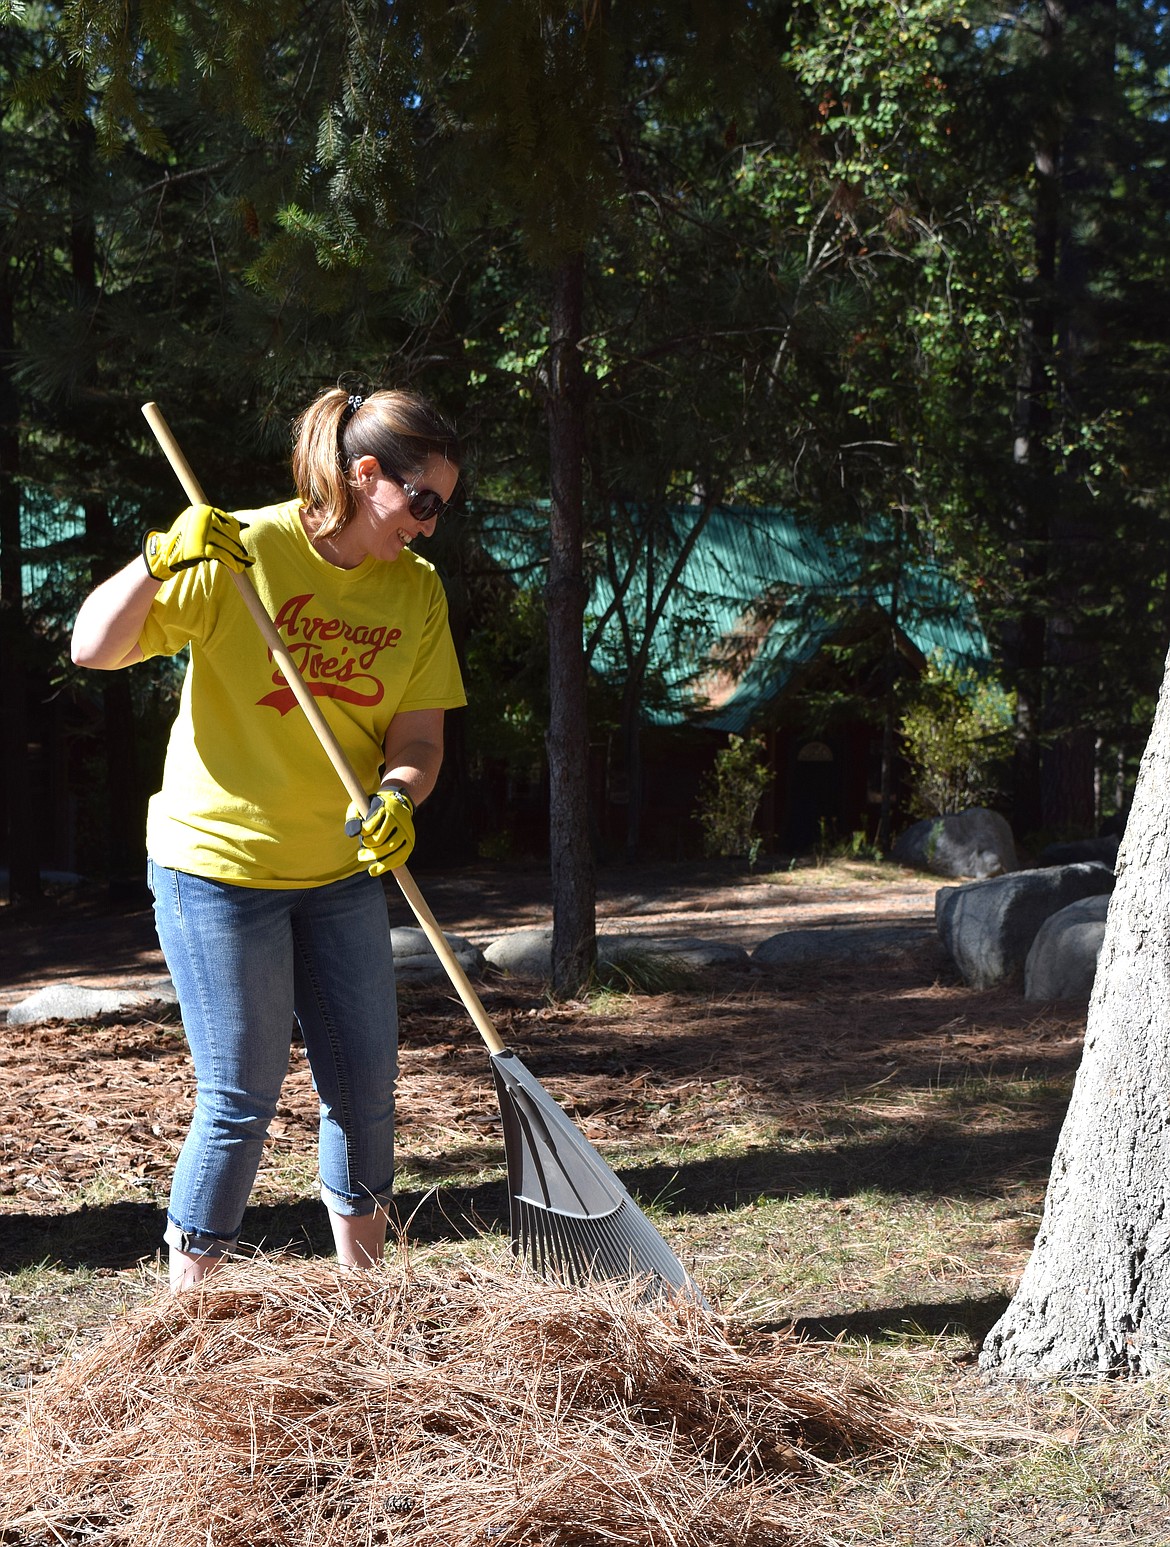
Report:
784,1294,1011,1346
0,1105,1061,1276
0,1184,513,1274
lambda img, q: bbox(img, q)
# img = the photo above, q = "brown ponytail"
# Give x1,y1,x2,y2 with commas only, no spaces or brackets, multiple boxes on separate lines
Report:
291,386,461,537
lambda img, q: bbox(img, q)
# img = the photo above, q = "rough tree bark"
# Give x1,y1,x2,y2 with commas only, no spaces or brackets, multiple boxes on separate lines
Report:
980,643,1170,1378
545,251,597,995
0,277,40,905
68,116,144,889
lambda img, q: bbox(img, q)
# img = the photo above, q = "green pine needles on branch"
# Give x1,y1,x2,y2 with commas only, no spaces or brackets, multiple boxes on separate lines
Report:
696,735,773,860
899,657,1016,818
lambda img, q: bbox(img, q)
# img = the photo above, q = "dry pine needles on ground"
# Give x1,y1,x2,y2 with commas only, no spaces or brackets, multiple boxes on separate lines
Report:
2,1251,966,1547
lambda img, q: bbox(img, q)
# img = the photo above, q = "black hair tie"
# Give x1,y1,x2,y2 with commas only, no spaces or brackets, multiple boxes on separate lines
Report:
341,393,365,424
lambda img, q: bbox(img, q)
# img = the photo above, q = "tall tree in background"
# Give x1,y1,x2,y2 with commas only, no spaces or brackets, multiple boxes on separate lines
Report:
12,0,1170,922
0,231,37,905
0,18,51,904
938,0,1170,835
147,0,794,990
3,12,291,894
999,0,1120,833
737,0,1170,842
410,1,798,982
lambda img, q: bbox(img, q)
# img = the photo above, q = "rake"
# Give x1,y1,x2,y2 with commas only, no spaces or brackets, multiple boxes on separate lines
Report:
141,401,705,1303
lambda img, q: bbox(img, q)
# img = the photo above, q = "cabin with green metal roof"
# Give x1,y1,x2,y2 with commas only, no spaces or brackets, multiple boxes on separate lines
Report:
479,504,992,858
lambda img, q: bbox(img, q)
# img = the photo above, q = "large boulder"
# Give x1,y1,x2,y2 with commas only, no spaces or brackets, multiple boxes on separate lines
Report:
1037,835,1120,870
1024,893,1111,1002
936,862,1115,989
390,926,485,985
753,922,943,970
891,808,1017,880
6,977,178,1026
484,928,555,978
602,935,750,973
483,928,748,980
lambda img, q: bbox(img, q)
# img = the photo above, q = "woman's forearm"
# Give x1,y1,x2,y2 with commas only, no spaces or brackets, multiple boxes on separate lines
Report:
381,709,446,806
71,558,160,669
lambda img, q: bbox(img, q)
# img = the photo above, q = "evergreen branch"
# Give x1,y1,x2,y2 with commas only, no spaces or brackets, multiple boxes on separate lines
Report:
135,159,239,199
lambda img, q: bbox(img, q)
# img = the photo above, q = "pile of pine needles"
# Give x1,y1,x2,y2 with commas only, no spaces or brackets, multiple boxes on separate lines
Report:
4,1253,967,1547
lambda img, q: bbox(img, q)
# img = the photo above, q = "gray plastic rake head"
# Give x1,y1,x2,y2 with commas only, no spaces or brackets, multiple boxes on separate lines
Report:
490,1050,705,1304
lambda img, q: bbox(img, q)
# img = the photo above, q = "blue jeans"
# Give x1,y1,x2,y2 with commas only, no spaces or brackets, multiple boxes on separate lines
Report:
148,862,398,1258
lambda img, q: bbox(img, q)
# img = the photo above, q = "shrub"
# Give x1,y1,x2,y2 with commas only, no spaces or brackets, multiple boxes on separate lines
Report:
696,734,773,858
899,656,1016,818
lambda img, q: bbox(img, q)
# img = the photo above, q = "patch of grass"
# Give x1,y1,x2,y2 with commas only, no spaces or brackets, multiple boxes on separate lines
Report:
937,1071,1075,1112
0,1260,158,1398
585,983,641,1015
803,1338,1170,1546
71,1165,164,1211
590,949,704,1000
759,855,914,887
666,1187,1028,1330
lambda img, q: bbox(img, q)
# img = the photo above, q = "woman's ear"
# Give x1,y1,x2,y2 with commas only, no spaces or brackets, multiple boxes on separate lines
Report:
350,454,380,483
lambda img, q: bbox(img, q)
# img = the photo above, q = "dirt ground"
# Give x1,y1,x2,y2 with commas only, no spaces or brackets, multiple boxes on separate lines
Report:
10,861,1151,1547
0,856,941,1009
0,858,1082,1290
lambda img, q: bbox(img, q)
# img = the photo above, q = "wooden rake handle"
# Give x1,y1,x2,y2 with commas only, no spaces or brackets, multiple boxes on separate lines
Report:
140,401,507,1057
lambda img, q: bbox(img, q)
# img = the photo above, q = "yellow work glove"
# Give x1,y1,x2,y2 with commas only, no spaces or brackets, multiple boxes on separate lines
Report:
142,504,253,582
344,788,416,876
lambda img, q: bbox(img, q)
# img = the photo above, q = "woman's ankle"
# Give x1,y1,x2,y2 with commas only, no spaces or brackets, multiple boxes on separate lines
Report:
169,1245,222,1292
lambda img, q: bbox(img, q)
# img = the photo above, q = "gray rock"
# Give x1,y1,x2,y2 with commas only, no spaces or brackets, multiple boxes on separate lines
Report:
484,927,554,977
1038,836,1120,870
601,935,750,972
892,808,1018,880
390,926,485,985
936,863,1115,989
1024,894,1111,1002
753,923,940,968
7,976,178,1026
484,927,749,980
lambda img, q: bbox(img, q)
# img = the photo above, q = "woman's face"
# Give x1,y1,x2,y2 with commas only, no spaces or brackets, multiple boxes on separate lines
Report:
353,452,459,564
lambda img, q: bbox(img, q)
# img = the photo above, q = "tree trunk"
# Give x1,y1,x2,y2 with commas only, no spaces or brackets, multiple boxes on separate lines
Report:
545,251,596,994
1006,0,1060,840
66,116,145,889
621,682,643,864
0,277,40,905
99,673,144,888
979,643,1170,1378
80,496,144,887
1039,0,1115,835
1009,0,1116,838
876,538,902,855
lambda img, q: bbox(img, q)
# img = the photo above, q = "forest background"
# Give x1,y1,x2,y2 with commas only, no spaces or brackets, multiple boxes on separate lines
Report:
3,0,1169,992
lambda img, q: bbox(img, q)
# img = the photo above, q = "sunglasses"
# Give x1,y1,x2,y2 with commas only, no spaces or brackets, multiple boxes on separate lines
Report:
386,471,451,524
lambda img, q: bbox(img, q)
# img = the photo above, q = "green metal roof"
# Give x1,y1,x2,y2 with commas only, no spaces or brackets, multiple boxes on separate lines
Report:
479,504,991,732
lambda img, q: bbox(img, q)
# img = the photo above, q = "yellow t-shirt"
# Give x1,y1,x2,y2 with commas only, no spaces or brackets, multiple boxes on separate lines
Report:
139,499,467,887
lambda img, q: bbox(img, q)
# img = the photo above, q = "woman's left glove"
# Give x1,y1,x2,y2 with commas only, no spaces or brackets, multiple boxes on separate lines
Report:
142,504,252,581
344,788,415,876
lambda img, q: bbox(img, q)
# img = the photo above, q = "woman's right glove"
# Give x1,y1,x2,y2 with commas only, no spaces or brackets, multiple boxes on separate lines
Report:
142,505,252,581
344,788,416,876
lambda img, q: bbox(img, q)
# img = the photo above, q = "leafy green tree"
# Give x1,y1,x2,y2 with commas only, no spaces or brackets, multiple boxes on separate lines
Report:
2,8,289,894
733,0,1170,844
899,656,1016,817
